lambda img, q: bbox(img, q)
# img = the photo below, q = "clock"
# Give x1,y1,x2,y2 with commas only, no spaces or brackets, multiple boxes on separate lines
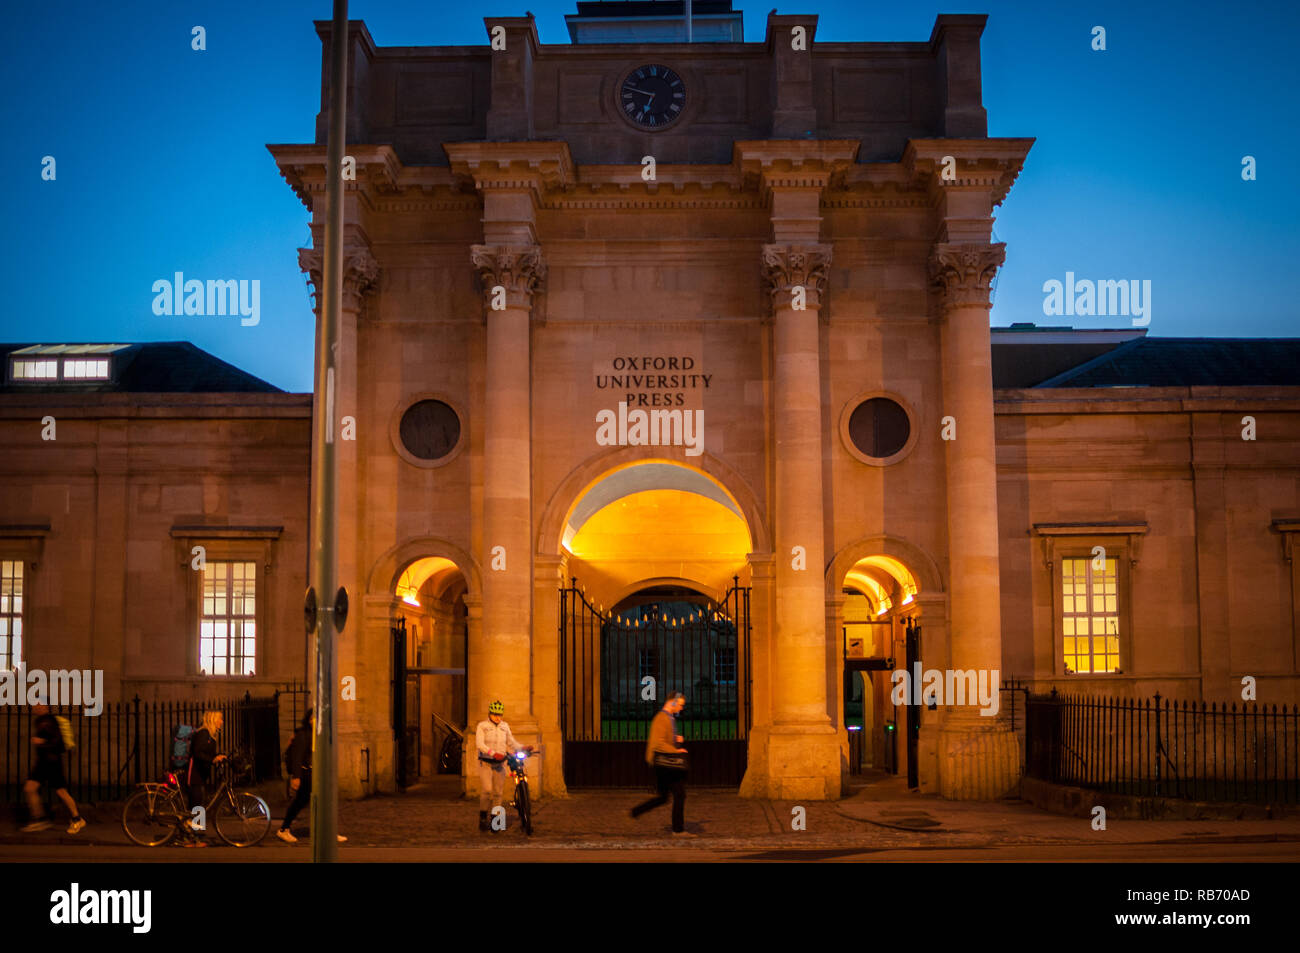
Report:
618,64,686,129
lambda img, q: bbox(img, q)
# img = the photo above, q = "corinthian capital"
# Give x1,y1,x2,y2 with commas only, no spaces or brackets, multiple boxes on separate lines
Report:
762,243,832,312
298,244,380,311
928,242,1005,313
471,244,545,312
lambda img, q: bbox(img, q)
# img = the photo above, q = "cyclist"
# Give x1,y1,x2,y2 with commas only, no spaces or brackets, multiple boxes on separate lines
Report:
474,700,533,832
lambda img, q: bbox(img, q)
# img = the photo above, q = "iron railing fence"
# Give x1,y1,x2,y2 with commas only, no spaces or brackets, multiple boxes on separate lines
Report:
1025,690,1300,805
2,688,303,806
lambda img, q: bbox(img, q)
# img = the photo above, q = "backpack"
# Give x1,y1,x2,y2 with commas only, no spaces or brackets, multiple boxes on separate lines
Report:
170,724,196,770
54,715,76,751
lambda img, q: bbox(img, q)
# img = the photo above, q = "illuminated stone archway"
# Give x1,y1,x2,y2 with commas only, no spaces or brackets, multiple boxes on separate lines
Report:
363,538,480,794
826,537,946,792
532,452,765,794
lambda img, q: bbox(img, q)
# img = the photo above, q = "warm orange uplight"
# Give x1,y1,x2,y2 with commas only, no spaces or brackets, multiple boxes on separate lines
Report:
844,554,918,619
395,556,460,605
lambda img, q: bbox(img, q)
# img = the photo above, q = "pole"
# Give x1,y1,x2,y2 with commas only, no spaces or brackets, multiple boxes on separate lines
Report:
685,0,693,42
310,0,349,864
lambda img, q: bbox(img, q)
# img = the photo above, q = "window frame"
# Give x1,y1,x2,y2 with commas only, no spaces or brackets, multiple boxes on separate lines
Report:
0,525,48,672
838,389,920,468
171,526,279,679
1034,523,1147,679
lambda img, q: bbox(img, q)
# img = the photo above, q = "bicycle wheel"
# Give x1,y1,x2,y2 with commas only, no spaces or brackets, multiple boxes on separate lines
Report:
122,787,181,847
214,791,271,847
515,781,532,836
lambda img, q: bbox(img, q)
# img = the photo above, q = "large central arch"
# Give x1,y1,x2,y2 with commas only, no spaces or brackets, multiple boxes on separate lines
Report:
537,445,771,559
534,447,768,789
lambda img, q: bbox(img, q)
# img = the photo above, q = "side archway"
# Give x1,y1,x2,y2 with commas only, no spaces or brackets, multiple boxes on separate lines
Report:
368,536,482,602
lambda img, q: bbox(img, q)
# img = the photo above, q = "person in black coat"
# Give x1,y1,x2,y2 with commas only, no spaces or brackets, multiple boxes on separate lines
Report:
183,710,226,846
276,710,347,845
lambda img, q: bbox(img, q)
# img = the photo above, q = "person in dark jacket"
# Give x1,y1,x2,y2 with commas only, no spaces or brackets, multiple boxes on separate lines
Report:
20,705,85,834
276,710,347,844
183,710,226,846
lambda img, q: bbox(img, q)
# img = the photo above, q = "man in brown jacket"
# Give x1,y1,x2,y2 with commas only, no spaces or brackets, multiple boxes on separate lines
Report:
630,692,694,836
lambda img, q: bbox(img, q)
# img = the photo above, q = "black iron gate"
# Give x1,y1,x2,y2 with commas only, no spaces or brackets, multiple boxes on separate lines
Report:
560,576,752,786
905,617,921,789
391,617,420,788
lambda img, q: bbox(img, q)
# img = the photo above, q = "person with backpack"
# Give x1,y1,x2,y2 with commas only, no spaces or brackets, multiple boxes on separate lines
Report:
275,710,346,844
20,705,85,834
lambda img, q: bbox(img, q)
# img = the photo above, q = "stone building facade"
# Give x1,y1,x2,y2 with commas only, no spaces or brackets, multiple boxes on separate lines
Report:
4,5,1298,802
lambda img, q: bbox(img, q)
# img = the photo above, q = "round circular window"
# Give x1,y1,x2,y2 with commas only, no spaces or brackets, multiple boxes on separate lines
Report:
840,393,916,466
398,399,461,463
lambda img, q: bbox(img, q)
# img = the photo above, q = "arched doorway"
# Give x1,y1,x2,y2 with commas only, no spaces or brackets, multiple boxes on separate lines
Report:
839,554,921,785
555,461,754,786
390,556,469,788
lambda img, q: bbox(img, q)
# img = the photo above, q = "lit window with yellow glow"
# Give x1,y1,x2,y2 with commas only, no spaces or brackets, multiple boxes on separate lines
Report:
1,560,23,670
1062,557,1119,674
200,561,256,676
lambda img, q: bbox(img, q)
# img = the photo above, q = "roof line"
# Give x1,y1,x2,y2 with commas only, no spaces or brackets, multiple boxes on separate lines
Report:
1034,336,1148,388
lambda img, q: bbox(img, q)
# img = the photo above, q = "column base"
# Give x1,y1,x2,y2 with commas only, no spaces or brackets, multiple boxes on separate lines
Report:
936,715,1023,800
740,723,843,800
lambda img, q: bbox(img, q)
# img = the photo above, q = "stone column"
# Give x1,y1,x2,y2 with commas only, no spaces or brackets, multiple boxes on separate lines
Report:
471,244,544,740
741,244,840,800
299,237,380,797
929,242,1019,799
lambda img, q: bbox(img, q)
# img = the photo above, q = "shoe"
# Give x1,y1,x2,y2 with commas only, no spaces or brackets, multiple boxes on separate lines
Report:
671,830,698,838
67,818,86,834
182,839,208,848
276,828,298,844
20,820,51,833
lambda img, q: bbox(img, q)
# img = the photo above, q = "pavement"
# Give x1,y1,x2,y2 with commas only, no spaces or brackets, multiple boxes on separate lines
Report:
5,772,1300,858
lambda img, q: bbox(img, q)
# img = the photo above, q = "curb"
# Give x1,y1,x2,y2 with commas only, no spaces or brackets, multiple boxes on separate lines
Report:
1020,776,1300,821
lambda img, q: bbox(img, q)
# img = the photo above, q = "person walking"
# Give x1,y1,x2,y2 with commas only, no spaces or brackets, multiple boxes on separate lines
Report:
630,692,694,836
20,705,85,834
474,700,533,832
182,710,227,846
275,710,347,844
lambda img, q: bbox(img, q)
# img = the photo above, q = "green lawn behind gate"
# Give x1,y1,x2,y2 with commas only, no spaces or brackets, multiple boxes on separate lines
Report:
599,718,738,741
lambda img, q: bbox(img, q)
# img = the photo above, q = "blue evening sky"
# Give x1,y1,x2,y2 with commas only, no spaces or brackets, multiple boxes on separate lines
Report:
1,0,1294,392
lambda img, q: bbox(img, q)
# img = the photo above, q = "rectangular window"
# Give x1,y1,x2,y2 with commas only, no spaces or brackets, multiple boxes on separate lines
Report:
11,359,58,380
62,358,109,380
637,647,658,682
1062,556,1120,674
0,560,22,670
200,561,256,676
713,646,736,684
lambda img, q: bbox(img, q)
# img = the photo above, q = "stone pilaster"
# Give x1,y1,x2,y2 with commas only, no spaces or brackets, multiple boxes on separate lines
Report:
929,241,1019,799
298,237,380,797
471,243,544,744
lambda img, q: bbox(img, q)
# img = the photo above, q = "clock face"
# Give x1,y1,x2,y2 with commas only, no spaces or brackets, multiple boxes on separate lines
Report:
619,65,686,129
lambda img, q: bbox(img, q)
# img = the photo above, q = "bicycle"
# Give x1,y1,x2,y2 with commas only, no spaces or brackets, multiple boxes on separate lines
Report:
502,748,535,835
121,754,271,847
